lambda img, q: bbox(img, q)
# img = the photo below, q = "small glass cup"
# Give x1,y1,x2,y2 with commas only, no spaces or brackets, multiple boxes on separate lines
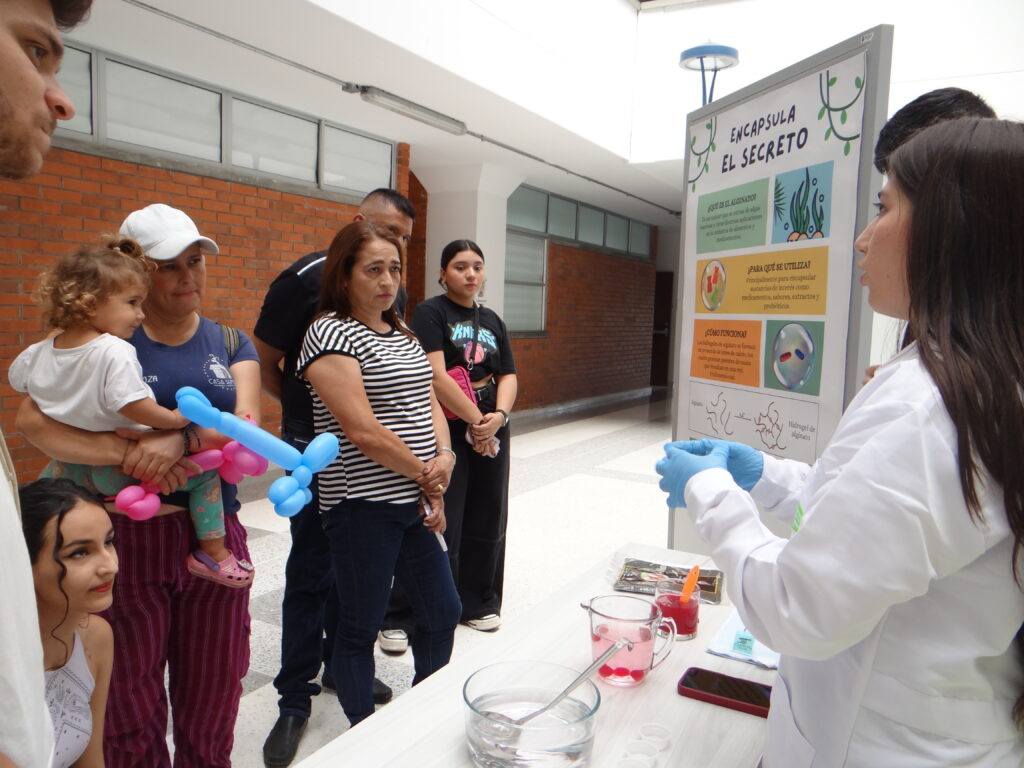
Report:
623,740,659,760
637,722,672,751
654,580,700,640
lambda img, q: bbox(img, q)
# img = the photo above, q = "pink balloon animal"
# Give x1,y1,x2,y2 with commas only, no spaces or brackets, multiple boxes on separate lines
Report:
114,442,268,521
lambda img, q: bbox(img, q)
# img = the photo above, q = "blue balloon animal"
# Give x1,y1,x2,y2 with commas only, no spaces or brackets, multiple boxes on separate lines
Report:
176,386,338,517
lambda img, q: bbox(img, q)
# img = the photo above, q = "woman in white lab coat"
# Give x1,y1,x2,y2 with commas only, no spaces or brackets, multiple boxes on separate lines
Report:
657,117,1024,767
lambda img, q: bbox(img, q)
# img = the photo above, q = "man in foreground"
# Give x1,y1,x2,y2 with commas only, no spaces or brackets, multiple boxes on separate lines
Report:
0,2,93,765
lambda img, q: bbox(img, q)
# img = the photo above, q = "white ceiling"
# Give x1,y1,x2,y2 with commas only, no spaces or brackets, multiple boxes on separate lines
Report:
70,0,1024,235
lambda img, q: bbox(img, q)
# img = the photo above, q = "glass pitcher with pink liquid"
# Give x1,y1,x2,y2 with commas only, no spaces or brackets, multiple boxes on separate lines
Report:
579,594,676,687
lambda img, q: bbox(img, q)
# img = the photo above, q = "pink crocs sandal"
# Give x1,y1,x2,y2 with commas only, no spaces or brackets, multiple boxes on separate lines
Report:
187,550,255,588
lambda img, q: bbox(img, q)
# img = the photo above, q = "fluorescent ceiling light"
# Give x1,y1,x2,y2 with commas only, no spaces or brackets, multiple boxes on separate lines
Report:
359,86,467,136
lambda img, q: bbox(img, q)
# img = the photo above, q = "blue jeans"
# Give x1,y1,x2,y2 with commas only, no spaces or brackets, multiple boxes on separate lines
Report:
323,497,461,725
273,433,338,719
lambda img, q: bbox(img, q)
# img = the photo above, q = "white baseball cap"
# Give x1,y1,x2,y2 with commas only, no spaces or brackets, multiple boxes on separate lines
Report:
119,203,219,262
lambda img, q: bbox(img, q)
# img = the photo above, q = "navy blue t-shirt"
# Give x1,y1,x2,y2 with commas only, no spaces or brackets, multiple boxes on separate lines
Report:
130,317,258,514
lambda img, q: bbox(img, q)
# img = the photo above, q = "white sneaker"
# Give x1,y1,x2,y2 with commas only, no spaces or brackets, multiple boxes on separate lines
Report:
465,614,501,632
378,629,409,654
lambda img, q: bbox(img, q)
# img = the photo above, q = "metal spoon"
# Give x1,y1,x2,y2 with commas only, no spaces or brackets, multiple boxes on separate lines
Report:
485,637,635,728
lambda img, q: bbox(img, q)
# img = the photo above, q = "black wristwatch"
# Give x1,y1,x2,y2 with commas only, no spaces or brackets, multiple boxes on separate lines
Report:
495,409,510,428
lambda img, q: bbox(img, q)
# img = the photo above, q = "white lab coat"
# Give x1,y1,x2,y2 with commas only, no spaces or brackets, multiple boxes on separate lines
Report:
683,343,1024,767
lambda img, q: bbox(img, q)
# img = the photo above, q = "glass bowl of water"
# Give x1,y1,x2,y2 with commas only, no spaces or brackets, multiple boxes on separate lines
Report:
463,661,601,768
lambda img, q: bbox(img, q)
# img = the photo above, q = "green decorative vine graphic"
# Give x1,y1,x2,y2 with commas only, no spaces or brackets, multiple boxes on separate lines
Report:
817,69,864,157
687,117,717,192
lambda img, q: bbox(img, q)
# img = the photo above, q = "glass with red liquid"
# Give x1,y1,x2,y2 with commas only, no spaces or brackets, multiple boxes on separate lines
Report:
581,594,675,687
654,580,700,640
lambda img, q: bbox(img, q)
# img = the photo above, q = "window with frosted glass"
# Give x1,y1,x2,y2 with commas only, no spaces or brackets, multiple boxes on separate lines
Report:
106,61,220,161
505,231,547,332
58,47,92,134
548,196,576,239
629,221,651,256
507,186,547,232
578,205,604,246
323,125,391,194
606,215,628,251
232,100,317,182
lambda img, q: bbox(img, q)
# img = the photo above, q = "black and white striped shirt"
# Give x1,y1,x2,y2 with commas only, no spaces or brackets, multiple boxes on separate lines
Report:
297,314,435,510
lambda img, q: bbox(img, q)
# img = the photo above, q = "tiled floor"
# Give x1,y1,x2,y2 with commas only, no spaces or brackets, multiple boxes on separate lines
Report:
229,393,672,766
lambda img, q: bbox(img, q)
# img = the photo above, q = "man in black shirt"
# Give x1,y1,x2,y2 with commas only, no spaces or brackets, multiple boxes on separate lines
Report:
255,188,415,767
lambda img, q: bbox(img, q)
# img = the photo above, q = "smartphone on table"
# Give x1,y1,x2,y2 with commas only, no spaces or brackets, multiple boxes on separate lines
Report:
677,666,772,718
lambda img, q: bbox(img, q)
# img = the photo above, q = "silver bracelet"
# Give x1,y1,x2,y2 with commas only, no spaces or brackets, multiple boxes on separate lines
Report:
436,446,456,465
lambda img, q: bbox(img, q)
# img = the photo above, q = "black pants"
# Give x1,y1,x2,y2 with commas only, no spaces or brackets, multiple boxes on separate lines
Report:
273,433,338,718
444,418,510,621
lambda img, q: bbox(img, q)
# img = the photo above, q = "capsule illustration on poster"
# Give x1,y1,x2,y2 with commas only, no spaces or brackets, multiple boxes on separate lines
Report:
701,260,727,310
771,323,816,390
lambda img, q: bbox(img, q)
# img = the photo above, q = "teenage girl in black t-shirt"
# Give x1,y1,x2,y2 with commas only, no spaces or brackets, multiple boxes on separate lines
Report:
411,239,518,632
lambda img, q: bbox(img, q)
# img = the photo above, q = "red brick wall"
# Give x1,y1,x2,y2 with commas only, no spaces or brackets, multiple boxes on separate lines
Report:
511,240,656,410
0,143,417,480
405,171,429,315
1,139,657,477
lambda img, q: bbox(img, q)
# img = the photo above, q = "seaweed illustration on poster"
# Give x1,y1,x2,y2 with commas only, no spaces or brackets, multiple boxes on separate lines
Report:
773,179,786,222
817,68,864,156
773,162,833,243
810,184,825,236
787,168,812,241
687,117,717,192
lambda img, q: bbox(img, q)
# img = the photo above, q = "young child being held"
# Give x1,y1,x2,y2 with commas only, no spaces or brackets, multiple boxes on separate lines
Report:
9,237,254,588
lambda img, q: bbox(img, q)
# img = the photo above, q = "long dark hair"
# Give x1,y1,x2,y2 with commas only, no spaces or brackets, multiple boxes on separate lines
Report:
439,239,485,291
888,117,1024,724
317,220,412,338
19,478,107,665
440,239,485,270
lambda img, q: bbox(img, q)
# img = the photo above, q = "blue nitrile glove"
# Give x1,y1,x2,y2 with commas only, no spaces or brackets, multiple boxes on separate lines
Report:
721,440,764,491
663,439,764,491
656,442,729,508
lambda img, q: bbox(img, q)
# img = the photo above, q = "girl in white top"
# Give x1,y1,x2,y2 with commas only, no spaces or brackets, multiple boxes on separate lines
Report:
657,118,1024,766
21,478,116,768
10,238,250,587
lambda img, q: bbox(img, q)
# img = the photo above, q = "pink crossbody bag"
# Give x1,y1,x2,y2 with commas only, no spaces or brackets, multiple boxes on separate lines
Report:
441,304,480,420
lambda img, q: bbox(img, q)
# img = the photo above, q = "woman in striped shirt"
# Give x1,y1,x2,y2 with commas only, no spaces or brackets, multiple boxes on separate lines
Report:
297,221,461,727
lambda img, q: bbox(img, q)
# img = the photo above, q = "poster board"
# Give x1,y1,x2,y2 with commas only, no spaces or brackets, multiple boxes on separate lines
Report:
670,27,893,549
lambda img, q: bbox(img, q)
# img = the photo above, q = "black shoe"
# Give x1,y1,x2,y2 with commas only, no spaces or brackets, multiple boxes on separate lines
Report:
321,668,393,705
263,714,307,768
373,676,393,704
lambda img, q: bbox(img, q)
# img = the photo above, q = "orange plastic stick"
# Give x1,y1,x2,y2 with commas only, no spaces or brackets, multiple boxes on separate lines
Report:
680,565,700,602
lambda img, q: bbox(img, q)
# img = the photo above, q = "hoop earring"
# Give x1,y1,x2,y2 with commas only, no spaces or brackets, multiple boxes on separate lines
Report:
78,614,91,630
477,279,486,299
439,278,448,292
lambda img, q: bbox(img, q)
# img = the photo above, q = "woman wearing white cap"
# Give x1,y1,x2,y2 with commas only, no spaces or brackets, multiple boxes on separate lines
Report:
18,203,261,767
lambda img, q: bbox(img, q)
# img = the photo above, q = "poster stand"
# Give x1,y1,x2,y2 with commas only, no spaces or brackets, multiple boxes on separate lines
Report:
669,26,893,551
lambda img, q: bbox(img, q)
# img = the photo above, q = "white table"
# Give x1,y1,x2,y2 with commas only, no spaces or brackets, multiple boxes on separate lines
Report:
296,543,774,767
